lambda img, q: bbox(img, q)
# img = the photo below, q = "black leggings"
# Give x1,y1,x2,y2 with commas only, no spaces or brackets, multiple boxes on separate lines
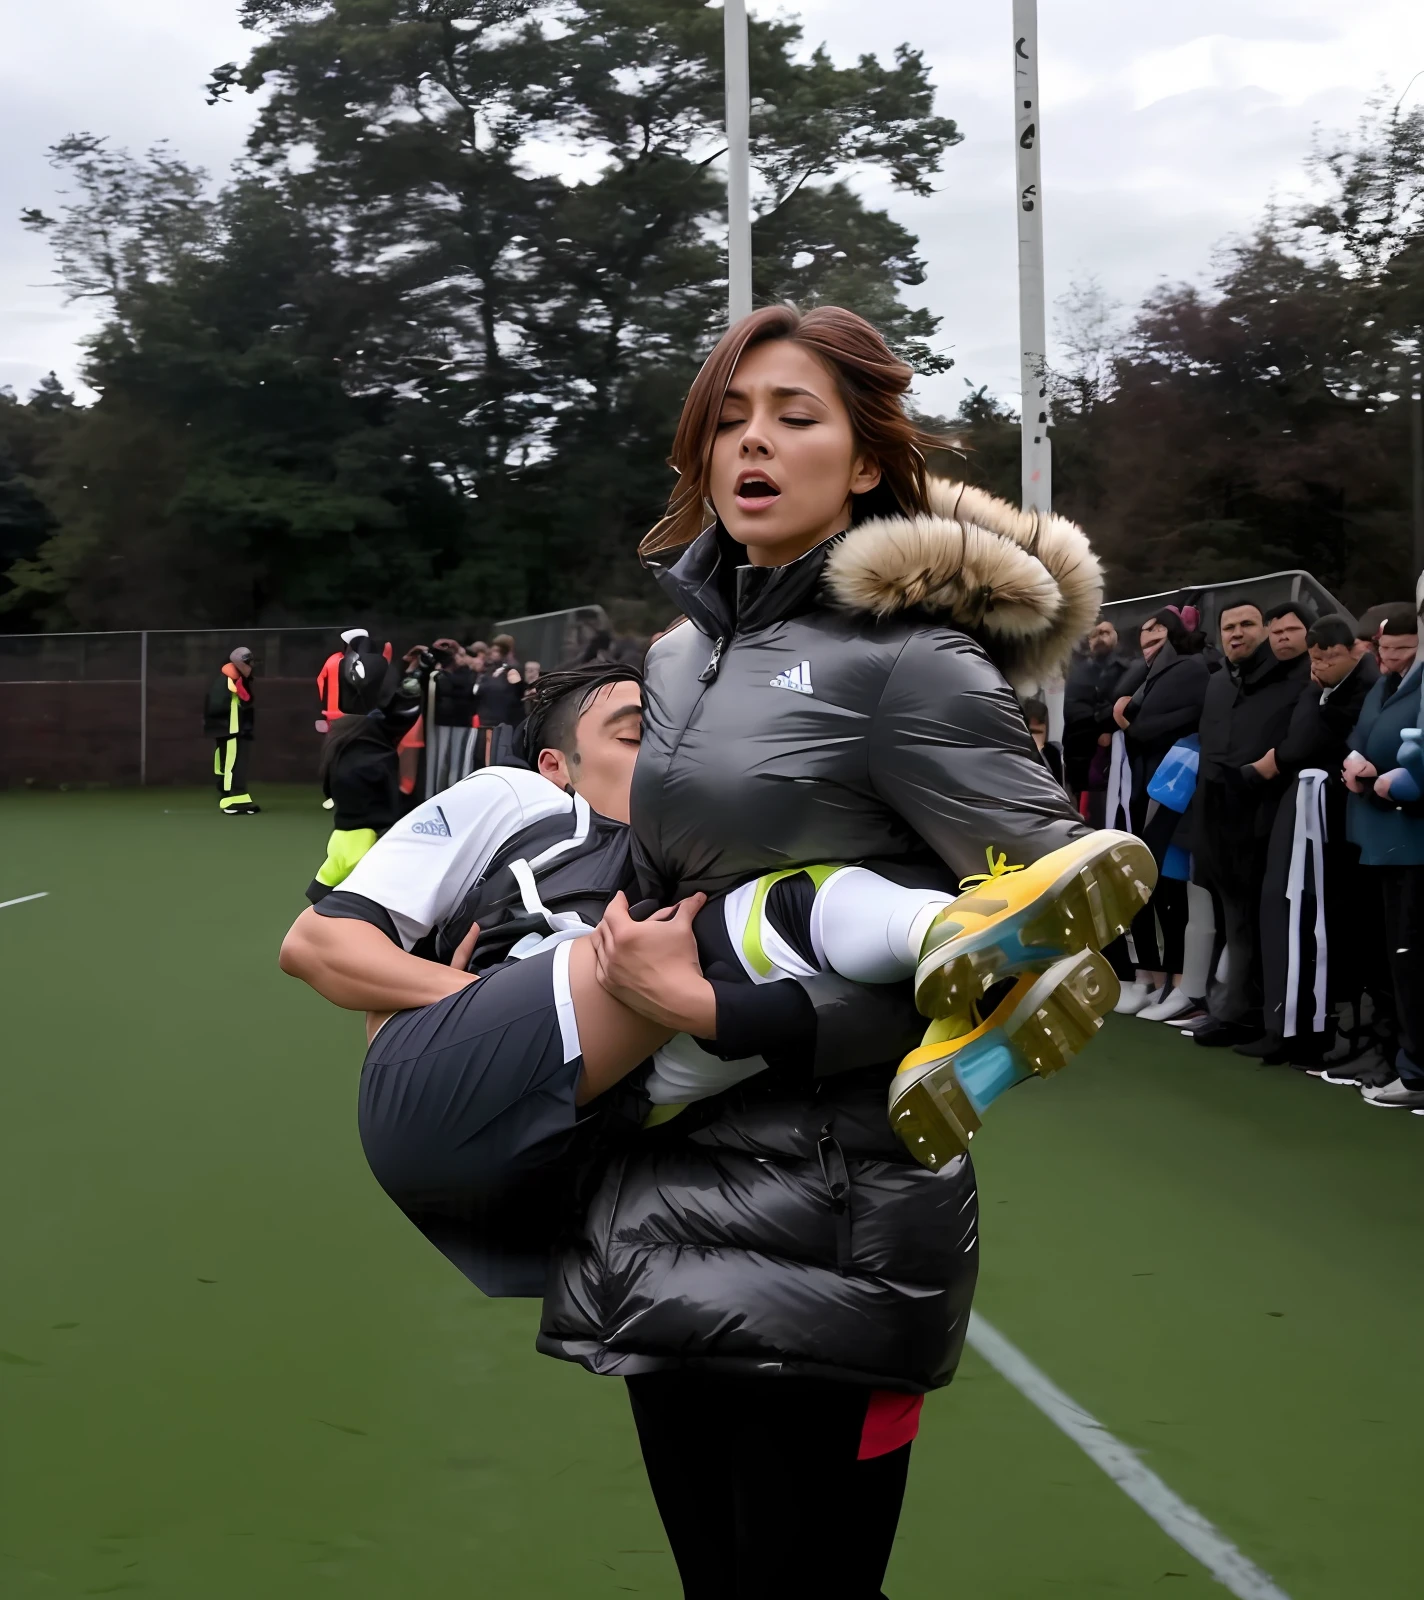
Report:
1105,878,1189,979
626,1371,911,1600
1128,877,1189,976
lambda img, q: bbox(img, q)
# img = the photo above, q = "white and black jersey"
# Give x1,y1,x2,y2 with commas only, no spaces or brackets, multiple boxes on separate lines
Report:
315,766,634,972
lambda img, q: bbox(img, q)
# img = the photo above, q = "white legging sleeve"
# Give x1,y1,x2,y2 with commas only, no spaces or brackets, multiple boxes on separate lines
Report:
808,866,954,984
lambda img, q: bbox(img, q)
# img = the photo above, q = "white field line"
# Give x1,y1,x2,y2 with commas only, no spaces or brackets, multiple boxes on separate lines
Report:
966,1314,1292,1600
0,892,49,911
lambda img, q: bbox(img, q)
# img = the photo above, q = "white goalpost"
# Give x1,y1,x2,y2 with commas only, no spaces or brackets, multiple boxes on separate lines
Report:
1013,0,1052,517
724,0,753,324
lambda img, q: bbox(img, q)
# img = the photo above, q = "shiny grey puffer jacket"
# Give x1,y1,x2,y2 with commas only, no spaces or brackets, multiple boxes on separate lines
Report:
538,481,1100,1392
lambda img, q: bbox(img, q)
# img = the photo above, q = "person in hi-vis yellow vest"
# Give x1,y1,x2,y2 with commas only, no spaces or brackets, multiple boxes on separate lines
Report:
203,647,260,814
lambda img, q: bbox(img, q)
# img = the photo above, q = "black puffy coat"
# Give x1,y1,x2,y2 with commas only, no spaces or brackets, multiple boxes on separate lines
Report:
1124,644,1211,779
538,481,1099,1392
432,664,477,728
1194,641,1311,879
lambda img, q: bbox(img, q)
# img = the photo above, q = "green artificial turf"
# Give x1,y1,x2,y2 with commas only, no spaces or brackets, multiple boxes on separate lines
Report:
1,787,1420,1597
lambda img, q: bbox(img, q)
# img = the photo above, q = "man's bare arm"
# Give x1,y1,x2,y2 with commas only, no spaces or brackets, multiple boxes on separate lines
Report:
279,907,477,1013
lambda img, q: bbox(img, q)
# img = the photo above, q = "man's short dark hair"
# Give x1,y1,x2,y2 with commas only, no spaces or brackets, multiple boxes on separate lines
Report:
1306,614,1355,651
1264,601,1311,628
1020,695,1049,725
1219,598,1264,624
522,661,643,763
1379,606,1419,637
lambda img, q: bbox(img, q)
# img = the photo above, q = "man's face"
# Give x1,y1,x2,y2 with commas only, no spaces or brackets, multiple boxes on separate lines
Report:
1378,631,1419,676
1268,612,1308,661
1220,605,1265,661
1309,643,1356,688
469,650,486,673
1087,621,1117,658
537,681,643,823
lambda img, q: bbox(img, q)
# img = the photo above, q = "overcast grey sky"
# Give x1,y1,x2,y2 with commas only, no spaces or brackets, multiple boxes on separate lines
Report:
3,1,1423,416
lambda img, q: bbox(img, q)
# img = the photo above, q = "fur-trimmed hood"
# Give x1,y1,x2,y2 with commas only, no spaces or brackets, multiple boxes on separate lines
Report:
823,479,1102,687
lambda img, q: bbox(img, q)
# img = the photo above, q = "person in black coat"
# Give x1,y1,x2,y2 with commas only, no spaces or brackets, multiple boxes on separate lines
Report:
537,305,1105,1599
1021,694,1067,788
1109,609,1211,1017
472,655,526,767
1062,616,1130,812
426,640,478,794
1248,615,1379,1064
1191,599,1312,1045
307,655,428,901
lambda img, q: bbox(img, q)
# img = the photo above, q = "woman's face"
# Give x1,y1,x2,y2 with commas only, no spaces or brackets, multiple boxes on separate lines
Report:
709,339,882,568
1139,618,1169,663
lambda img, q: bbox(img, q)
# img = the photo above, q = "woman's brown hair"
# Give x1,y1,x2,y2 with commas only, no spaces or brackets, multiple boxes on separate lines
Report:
642,304,946,557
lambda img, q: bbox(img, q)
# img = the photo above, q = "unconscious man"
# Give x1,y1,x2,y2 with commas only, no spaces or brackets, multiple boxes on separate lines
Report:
280,663,1154,1294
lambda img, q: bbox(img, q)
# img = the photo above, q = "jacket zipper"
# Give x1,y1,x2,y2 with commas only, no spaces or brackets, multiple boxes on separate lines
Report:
817,1124,852,1275
698,635,726,683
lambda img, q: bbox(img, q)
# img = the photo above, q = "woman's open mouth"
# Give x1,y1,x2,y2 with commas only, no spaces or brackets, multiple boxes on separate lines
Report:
734,472,782,511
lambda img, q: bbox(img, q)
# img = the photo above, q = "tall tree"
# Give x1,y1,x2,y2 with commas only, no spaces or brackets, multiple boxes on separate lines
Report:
14,140,462,627
216,0,959,614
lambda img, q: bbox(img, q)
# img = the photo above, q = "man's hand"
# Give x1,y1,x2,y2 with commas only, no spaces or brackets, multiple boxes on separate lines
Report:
589,891,714,1034
1112,696,1132,730
1097,731,1113,748
1343,752,1377,793
1250,749,1279,781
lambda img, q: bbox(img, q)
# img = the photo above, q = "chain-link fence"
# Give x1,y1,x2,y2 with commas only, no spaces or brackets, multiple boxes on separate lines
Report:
0,609,612,789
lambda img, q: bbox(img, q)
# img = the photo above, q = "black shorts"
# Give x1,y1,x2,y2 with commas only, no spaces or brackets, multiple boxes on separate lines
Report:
358,942,586,1297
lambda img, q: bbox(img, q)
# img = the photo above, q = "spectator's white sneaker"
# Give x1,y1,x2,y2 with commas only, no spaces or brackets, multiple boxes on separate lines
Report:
1113,981,1156,1015
1138,988,1196,1023
1361,1079,1424,1109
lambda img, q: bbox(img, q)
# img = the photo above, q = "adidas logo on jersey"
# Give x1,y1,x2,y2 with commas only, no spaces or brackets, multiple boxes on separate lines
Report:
769,661,814,695
410,807,452,838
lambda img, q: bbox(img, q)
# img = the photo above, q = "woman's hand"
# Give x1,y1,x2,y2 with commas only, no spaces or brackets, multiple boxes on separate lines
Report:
590,891,715,1035
1112,696,1132,730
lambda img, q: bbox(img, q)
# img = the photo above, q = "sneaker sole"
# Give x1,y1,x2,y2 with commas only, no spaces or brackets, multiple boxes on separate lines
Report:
915,835,1155,1019
891,948,1118,1172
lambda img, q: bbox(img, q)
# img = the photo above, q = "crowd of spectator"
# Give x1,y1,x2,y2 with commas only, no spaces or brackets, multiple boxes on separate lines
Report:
1057,582,1424,1114
426,633,537,789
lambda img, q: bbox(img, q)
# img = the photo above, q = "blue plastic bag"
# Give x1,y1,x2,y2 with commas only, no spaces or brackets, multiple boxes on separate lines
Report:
1161,843,1192,881
1147,735,1200,813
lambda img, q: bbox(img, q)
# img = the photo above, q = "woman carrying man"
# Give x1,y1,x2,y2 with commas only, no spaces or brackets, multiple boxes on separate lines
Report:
284,303,1146,1596
536,304,1141,1597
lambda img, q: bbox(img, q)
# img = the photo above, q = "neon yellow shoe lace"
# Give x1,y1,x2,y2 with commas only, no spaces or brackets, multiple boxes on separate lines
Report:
958,847,1026,894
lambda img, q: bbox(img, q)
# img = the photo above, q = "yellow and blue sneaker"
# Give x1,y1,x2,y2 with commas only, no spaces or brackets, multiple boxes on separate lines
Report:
914,831,1156,1021
890,946,1120,1171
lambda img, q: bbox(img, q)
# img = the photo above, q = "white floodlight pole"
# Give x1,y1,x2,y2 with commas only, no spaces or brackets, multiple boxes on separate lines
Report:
1013,1,1051,515
725,0,753,325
